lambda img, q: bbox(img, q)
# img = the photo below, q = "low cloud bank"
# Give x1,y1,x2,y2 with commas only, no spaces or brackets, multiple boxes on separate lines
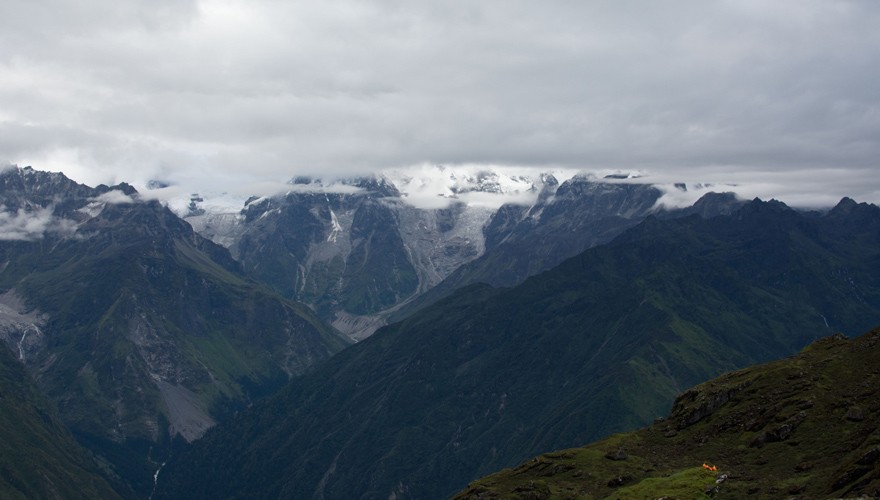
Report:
91,190,137,205
0,205,77,241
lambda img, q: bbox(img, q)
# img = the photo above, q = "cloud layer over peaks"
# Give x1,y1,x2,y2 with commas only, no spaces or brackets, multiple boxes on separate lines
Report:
1,1,878,206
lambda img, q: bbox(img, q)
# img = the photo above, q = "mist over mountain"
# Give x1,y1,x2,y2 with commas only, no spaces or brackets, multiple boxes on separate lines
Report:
4,2,880,497
2,165,878,499
156,196,880,499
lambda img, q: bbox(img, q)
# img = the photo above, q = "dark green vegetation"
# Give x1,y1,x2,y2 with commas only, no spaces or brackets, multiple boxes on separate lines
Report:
0,342,123,499
456,328,880,499
156,197,880,499
0,167,350,496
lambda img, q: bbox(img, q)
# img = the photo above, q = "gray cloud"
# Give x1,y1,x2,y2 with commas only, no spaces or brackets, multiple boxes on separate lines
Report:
1,0,878,205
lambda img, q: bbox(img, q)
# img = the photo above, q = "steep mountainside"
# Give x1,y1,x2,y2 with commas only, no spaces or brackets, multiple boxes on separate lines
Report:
456,328,880,499
188,176,501,339
188,173,742,339
156,197,880,499
391,176,744,321
0,167,350,496
0,342,124,499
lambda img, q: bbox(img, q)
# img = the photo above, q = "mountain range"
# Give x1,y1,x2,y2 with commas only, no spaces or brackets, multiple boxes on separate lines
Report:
155,195,880,499
184,172,742,339
2,165,878,498
184,172,536,339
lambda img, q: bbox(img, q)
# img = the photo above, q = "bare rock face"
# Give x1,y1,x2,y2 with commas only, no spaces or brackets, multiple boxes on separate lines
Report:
0,291,47,363
155,380,216,442
190,176,503,339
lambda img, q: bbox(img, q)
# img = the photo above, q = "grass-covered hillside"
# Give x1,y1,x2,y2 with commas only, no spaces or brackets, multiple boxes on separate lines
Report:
0,342,124,499
456,327,880,499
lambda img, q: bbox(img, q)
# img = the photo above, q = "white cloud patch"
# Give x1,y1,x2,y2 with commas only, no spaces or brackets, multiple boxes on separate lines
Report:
0,205,78,241
637,165,880,209
284,182,364,196
653,182,739,209
92,189,137,205
147,178,368,217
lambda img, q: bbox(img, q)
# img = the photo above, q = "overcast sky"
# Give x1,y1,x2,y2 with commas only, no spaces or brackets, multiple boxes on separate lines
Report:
1,0,878,206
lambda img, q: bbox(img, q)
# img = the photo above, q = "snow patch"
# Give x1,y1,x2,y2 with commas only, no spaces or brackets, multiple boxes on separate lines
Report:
78,201,105,218
380,164,579,210
327,209,342,242
17,324,42,361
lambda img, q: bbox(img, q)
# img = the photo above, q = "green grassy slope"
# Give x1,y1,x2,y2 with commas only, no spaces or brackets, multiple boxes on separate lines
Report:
0,343,124,499
456,328,880,499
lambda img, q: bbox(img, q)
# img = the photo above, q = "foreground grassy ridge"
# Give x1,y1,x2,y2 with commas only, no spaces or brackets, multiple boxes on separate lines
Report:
456,328,880,499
